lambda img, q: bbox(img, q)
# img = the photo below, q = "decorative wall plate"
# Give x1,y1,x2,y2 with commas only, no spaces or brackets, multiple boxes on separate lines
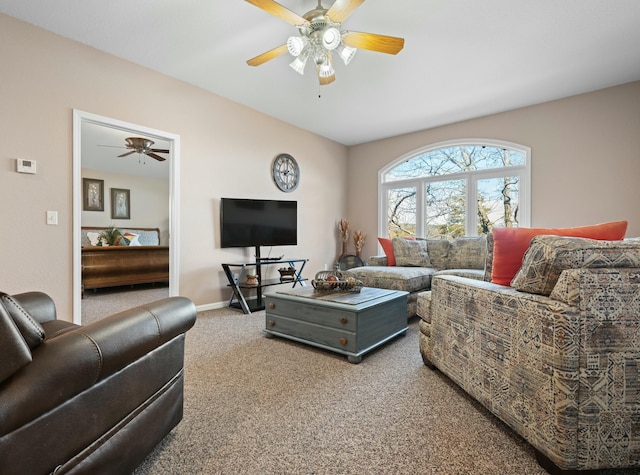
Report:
338,254,365,271
272,153,300,192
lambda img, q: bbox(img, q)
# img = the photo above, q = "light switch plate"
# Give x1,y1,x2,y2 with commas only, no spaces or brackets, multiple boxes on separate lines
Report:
46,211,58,225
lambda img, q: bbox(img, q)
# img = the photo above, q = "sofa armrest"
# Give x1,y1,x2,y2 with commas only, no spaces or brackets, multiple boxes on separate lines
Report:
80,296,196,376
0,296,197,437
555,268,640,468
368,255,388,266
429,275,580,465
429,271,640,470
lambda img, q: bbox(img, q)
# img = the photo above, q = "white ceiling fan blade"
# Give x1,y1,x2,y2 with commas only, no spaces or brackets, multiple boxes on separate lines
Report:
245,0,307,26
247,44,289,66
326,0,365,24
342,31,405,55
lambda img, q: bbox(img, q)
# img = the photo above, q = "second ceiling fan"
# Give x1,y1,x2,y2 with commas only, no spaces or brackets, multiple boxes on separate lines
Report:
116,137,169,162
246,0,405,85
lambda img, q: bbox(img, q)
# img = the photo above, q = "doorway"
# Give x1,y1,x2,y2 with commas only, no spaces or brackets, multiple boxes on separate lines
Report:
72,110,180,324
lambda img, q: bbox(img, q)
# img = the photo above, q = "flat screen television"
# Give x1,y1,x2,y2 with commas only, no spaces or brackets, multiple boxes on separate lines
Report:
220,198,297,250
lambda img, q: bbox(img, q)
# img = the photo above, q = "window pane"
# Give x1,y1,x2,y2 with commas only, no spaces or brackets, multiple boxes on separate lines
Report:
387,187,416,237
477,176,520,234
385,145,525,182
425,179,466,239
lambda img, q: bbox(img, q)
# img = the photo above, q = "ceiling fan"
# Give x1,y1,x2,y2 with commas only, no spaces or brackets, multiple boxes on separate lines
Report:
245,0,405,85
100,137,169,162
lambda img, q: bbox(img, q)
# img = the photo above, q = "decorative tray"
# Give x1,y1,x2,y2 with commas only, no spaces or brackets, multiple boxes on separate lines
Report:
311,270,363,293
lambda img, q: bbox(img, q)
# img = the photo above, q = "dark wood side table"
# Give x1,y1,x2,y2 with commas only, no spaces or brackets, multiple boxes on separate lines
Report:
221,258,308,314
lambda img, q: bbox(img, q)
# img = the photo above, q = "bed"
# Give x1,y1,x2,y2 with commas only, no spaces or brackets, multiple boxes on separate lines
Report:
81,226,169,296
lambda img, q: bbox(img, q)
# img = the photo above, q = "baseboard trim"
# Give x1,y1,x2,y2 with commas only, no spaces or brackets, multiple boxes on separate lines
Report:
195,301,230,312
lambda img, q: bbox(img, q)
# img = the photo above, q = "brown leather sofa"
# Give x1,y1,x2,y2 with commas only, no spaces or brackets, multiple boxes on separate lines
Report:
0,291,197,475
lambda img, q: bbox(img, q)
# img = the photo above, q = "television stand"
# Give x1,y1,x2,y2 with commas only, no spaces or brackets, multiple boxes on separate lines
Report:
221,257,308,314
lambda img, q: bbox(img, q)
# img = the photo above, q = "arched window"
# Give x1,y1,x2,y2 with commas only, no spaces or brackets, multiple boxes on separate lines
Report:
379,139,531,239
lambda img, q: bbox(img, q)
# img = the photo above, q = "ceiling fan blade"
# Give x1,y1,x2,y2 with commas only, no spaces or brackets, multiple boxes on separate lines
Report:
118,151,136,158
146,152,167,162
343,31,405,55
326,0,365,24
247,44,289,66
97,144,126,149
150,148,170,154
319,73,335,86
245,0,307,26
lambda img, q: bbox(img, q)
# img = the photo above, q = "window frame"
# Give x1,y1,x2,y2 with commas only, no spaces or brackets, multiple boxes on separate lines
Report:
378,138,531,239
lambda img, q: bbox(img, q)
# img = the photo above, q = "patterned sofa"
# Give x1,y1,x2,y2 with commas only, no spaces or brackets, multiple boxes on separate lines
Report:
348,236,487,317
419,235,640,473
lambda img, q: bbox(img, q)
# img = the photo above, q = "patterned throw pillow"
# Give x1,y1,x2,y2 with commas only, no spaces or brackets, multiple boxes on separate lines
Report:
120,232,141,246
422,239,450,270
392,238,432,267
446,237,487,270
378,236,415,266
511,235,640,295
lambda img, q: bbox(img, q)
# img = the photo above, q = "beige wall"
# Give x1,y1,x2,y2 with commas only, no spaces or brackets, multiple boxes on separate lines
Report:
0,14,348,319
81,169,170,244
347,81,640,260
3,12,639,320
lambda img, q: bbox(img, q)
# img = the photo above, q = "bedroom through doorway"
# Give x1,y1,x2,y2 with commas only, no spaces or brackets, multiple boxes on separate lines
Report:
72,110,181,325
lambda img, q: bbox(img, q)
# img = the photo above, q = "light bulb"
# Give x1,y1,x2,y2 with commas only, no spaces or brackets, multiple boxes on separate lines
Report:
322,27,341,50
318,59,334,78
336,44,357,65
287,36,308,57
289,51,309,75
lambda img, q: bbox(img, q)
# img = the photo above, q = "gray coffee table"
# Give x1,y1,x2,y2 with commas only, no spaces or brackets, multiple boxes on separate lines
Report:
264,286,408,363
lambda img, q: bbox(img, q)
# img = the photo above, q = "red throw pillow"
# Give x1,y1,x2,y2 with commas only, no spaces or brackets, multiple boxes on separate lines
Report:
490,221,627,286
378,237,415,266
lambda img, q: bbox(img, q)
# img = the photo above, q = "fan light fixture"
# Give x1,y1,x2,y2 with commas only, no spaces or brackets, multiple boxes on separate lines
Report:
335,43,357,65
245,0,405,86
287,36,308,56
286,15,353,81
289,50,310,74
322,27,341,50
318,57,335,78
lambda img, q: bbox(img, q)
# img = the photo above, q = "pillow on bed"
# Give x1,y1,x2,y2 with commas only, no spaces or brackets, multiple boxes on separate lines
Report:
120,232,141,246
87,232,102,246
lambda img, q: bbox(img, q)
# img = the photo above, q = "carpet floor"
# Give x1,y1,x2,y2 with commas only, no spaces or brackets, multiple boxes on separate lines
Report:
81,284,169,325
124,304,634,475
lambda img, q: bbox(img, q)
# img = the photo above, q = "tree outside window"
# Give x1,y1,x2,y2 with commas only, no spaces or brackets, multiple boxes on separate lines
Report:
387,187,416,237
381,141,530,239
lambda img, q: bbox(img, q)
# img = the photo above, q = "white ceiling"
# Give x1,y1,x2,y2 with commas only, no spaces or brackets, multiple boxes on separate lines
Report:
2,0,640,146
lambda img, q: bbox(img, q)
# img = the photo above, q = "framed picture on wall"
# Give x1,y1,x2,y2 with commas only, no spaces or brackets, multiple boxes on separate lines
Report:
111,188,131,219
83,178,104,211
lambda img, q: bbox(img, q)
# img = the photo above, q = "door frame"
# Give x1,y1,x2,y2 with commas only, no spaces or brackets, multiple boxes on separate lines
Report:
72,110,181,324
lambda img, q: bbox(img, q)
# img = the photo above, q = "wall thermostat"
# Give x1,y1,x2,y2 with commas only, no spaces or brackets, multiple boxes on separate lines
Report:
16,159,37,174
